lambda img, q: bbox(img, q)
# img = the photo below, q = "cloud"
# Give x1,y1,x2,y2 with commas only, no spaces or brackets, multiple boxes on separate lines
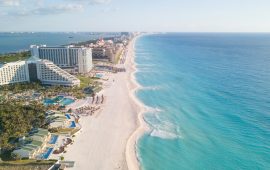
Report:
70,0,111,5
37,4,84,14
0,0,20,6
1,0,113,16
9,4,84,16
89,0,111,4
101,7,119,13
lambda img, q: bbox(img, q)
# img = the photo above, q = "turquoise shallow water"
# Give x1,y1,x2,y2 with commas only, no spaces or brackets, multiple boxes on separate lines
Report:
135,33,270,170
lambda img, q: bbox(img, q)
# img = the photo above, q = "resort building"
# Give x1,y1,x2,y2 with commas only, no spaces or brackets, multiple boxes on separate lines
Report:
12,128,52,159
0,61,29,85
92,48,106,59
30,45,93,74
91,47,116,62
0,57,80,87
105,47,116,62
35,59,80,86
47,112,68,129
46,111,77,129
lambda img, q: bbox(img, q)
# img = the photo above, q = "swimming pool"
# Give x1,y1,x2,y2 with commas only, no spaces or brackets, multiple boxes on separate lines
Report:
69,121,76,128
65,114,71,119
54,96,64,102
95,73,103,78
60,98,75,106
40,148,53,159
43,98,55,106
49,135,58,144
43,96,74,106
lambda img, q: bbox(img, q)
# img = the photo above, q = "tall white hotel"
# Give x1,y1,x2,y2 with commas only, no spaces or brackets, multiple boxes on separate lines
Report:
30,45,92,74
0,57,80,87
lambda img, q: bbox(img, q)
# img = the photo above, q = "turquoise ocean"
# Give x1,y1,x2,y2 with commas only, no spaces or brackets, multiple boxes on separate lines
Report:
135,33,270,170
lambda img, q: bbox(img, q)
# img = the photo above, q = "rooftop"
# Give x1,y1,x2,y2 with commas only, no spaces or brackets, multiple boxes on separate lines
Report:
0,60,26,68
20,147,34,152
27,55,40,62
31,140,43,147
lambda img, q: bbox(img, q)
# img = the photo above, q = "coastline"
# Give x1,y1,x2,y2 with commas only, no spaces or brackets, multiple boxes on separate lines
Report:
62,35,144,170
125,34,150,170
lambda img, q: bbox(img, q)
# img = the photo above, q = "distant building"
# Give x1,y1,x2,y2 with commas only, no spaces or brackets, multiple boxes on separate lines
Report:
96,38,105,46
105,47,116,62
92,48,106,59
115,43,124,50
78,48,92,74
0,57,80,87
92,47,116,63
30,45,93,74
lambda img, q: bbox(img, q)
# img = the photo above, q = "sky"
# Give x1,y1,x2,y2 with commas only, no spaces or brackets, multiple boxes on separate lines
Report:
0,0,270,32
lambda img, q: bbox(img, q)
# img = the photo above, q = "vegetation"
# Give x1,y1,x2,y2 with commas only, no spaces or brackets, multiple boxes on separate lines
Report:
0,51,30,63
0,76,102,99
77,75,102,93
0,100,46,151
77,75,95,89
0,82,43,94
77,75,102,88
43,85,86,99
0,159,56,165
0,159,56,170
0,82,82,99
0,76,102,160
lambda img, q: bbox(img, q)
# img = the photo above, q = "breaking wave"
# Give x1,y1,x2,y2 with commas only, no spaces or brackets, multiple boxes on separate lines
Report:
144,110,182,140
150,129,180,139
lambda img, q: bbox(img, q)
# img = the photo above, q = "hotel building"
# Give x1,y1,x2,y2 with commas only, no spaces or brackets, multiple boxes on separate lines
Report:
0,57,80,87
92,48,106,59
91,47,116,63
12,128,52,159
0,61,30,85
30,45,93,74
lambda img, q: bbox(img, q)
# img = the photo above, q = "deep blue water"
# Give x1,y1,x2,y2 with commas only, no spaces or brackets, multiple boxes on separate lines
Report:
135,33,270,170
0,32,118,54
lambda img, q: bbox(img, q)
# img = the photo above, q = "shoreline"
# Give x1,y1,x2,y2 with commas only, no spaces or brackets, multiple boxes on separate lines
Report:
58,34,150,170
62,35,144,170
125,34,150,170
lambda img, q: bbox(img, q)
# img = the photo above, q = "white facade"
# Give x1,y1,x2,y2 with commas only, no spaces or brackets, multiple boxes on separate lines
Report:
0,58,80,87
36,60,80,87
78,48,92,74
0,61,30,85
30,45,93,73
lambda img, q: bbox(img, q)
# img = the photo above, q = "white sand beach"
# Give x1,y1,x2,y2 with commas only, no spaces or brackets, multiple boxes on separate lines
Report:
63,36,147,170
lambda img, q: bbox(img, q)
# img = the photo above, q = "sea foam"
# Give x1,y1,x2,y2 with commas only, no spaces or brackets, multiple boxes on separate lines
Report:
145,106,163,113
138,85,162,92
145,110,182,140
136,33,270,170
150,129,180,139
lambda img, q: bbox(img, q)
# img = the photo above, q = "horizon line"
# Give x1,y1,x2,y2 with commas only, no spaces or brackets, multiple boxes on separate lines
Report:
1,31,270,33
